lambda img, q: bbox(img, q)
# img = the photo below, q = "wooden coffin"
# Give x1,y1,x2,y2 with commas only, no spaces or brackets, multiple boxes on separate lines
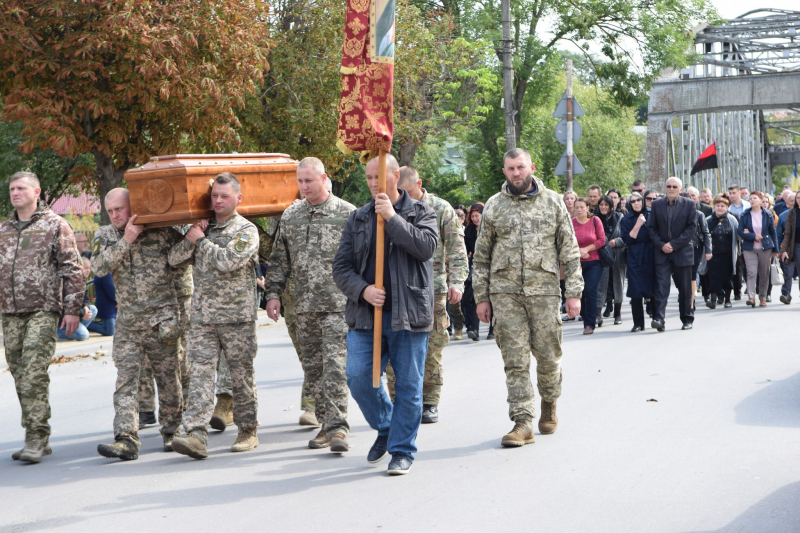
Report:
125,153,300,227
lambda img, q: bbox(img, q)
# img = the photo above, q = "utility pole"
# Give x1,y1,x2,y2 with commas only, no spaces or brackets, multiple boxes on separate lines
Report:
565,59,573,191
501,0,515,151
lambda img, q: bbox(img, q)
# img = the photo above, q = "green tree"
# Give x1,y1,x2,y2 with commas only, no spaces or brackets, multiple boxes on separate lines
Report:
0,1,272,223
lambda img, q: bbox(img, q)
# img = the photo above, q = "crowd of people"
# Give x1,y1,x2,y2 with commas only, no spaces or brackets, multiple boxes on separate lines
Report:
3,151,797,476
562,179,799,335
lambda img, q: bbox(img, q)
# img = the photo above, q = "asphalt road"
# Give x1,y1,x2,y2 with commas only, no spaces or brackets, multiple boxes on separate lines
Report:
2,290,800,533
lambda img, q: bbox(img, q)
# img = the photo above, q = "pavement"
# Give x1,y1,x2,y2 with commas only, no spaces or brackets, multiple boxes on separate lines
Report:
2,290,800,532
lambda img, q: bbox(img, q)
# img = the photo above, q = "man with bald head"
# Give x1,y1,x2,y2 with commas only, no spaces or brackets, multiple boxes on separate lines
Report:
92,188,185,460
648,177,698,331
333,153,438,475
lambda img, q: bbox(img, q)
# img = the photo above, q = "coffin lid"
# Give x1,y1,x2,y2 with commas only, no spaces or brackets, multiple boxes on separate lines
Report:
126,153,295,177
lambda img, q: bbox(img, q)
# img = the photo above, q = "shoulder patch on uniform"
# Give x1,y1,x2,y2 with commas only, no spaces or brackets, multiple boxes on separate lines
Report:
234,234,250,252
92,236,101,255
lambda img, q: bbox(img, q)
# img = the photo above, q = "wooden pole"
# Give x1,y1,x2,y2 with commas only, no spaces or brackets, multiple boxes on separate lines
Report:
716,166,722,195
373,150,387,388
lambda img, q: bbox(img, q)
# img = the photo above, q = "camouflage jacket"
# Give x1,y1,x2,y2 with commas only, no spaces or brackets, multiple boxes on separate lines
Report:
92,225,183,329
172,225,193,299
0,202,84,316
265,194,355,313
421,190,468,294
169,212,259,324
473,178,583,302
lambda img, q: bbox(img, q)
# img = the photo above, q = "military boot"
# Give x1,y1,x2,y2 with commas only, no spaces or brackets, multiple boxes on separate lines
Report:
172,434,208,459
500,419,535,447
97,438,139,461
231,428,259,453
162,431,180,452
139,411,157,429
13,442,51,461
538,400,558,434
18,441,51,463
330,432,350,453
210,394,234,431
453,330,463,341
308,429,330,449
299,411,320,427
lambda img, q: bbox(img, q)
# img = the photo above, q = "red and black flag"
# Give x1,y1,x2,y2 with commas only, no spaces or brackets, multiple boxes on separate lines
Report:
690,142,718,175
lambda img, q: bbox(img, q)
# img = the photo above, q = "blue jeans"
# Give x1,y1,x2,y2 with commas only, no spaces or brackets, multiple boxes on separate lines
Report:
580,261,602,329
87,317,116,336
57,305,97,341
346,312,428,461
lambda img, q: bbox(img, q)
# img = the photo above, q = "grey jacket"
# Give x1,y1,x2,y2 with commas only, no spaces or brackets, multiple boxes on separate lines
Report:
332,189,438,332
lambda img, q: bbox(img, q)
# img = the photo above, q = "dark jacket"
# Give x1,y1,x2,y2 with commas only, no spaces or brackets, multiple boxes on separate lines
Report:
697,202,713,218
693,211,712,254
648,196,698,267
781,209,799,260
333,189,439,332
94,273,118,319
737,208,777,252
621,210,654,299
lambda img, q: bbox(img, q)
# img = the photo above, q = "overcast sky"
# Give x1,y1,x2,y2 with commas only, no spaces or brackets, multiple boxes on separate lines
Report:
713,1,797,20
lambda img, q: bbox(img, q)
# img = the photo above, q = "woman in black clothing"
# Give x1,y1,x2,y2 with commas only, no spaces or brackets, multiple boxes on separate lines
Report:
596,196,625,326
607,188,627,215
705,195,739,308
620,192,654,331
462,203,492,340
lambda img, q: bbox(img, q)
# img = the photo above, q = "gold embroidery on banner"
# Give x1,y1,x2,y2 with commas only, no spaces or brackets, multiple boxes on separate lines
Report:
372,82,386,98
343,37,365,58
351,0,370,13
342,76,350,92
339,79,364,114
348,18,367,34
345,114,360,129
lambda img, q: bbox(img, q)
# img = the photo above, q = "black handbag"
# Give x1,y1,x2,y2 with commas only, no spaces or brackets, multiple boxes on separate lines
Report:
593,217,614,267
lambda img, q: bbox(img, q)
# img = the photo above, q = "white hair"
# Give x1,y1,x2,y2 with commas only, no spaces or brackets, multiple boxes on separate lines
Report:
666,176,683,188
687,186,699,195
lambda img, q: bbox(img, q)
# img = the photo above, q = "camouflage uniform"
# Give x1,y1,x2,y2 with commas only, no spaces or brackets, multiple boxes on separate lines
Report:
265,194,356,435
92,225,184,447
387,190,468,405
263,216,314,412
0,202,84,443
169,212,260,443
139,226,194,411
473,179,582,422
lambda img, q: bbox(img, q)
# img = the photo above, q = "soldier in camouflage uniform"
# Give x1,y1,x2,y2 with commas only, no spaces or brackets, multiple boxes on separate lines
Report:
266,157,355,451
170,172,261,459
473,149,583,447
137,226,194,428
0,172,85,463
386,167,468,424
93,189,185,461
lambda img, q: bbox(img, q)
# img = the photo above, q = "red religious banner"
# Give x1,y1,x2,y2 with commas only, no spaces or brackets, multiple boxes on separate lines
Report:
336,0,395,161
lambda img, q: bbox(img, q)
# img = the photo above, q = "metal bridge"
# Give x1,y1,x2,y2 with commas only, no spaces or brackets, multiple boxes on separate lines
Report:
645,9,800,194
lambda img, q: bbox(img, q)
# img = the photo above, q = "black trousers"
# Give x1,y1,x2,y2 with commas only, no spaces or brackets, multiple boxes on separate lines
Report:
653,257,694,324
462,281,478,332
630,298,645,328
732,254,744,295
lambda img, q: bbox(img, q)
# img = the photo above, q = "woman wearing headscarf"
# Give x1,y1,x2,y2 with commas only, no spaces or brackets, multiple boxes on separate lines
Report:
705,194,739,308
620,191,653,331
596,195,626,326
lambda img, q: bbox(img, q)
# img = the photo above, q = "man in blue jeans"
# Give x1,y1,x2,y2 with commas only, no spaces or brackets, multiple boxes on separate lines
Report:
333,153,438,475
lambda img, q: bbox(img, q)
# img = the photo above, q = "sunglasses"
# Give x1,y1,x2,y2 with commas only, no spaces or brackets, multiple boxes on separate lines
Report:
630,198,642,203
646,197,656,201
665,185,679,189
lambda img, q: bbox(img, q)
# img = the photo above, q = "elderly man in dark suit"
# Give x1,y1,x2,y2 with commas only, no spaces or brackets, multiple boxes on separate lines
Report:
647,177,698,331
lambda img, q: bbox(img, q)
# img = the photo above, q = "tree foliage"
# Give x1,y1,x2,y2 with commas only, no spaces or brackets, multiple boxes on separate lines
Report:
239,0,497,180
0,0,272,222
0,120,94,217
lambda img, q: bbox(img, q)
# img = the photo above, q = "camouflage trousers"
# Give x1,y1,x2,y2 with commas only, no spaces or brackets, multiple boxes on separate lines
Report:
387,294,449,405
491,293,563,422
448,300,464,332
284,281,314,413
112,319,183,446
2,311,58,442
294,312,349,435
183,321,258,443
139,296,191,410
